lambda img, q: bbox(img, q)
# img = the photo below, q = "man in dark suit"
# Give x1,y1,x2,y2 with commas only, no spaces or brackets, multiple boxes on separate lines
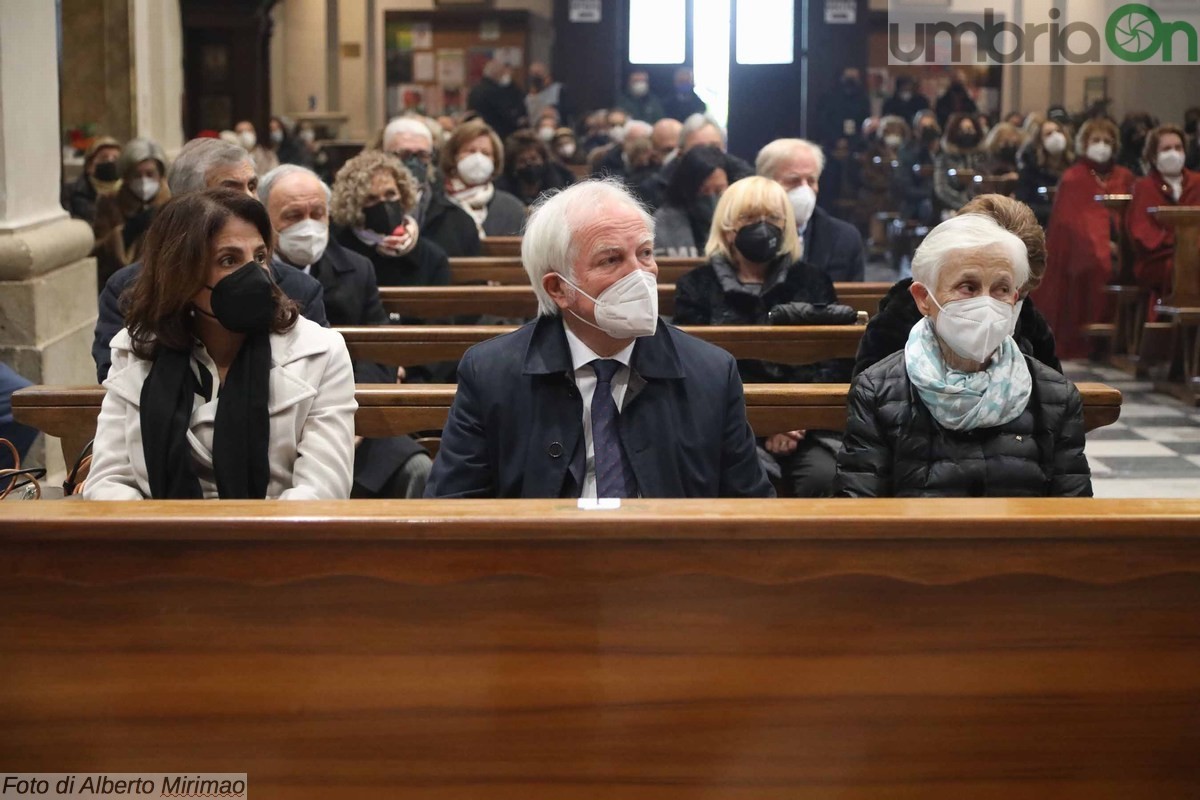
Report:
756,138,866,282
259,163,432,499
425,179,773,499
92,138,328,382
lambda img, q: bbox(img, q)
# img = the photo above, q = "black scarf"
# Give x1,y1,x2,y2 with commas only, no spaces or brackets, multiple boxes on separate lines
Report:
140,332,272,499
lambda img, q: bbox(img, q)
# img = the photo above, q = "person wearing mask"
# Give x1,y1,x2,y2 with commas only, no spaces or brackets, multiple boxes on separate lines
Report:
234,120,279,176
1117,112,1157,177
330,149,450,288
496,129,575,206
934,112,986,212
638,113,754,211
881,76,930,123
835,212,1090,498
84,189,355,500
440,118,526,237
259,164,433,498
652,145,729,257
617,71,665,124
934,75,978,129
424,178,773,499
1033,117,1134,360
592,119,653,182
92,137,328,383
382,115,481,257
62,136,122,223
859,116,910,228
662,67,706,122
525,62,570,131
673,177,841,496
467,59,525,141
650,117,683,167
894,112,942,226
551,127,586,166
817,68,871,149
980,122,1024,185
1015,119,1074,227
756,138,866,282
534,109,561,147
91,137,171,289
268,115,312,168
580,109,613,155
853,193,1061,379
1128,124,1200,310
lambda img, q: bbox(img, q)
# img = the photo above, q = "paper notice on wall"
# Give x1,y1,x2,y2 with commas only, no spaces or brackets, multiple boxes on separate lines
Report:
825,0,856,24
414,51,435,82
480,19,501,41
437,49,466,88
412,22,433,49
496,46,523,68
569,0,601,23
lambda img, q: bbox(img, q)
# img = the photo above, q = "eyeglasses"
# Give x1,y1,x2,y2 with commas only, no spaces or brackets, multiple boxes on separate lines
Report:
389,150,432,164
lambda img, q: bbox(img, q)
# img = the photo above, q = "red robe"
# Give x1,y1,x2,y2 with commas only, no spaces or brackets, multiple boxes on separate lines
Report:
1127,168,1200,308
1032,158,1134,360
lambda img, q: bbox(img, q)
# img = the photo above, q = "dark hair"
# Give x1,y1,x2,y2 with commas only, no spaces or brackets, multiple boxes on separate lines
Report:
123,189,298,360
503,129,549,177
665,144,727,206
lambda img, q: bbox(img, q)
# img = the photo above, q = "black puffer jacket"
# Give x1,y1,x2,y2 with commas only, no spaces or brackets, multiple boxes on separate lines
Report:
834,350,1092,498
852,278,1062,379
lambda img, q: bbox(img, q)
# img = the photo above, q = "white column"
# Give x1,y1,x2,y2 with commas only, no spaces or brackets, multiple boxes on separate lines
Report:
131,0,184,153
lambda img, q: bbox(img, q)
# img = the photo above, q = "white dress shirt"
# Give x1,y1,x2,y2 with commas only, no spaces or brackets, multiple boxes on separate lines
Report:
562,323,635,499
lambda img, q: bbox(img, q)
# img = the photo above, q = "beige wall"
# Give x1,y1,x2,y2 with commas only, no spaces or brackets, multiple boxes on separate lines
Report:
60,0,134,144
339,0,370,140
280,0,330,115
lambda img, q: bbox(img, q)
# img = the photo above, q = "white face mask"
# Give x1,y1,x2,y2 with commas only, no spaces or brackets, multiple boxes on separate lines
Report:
609,124,627,143
538,126,556,142
1157,149,1186,176
238,130,257,150
1009,298,1024,336
630,81,649,98
1043,131,1067,155
269,129,284,145
557,268,659,339
1086,141,1113,164
884,134,904,149
277,218,329,267
927,291,1015,364
456,152,495,186
787,183,817,227
557,142,577,159
129,177,160,202
299,128,316,144
498,73,512,87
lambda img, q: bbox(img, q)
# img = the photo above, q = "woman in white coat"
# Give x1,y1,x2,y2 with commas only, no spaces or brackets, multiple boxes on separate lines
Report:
85,189,357,500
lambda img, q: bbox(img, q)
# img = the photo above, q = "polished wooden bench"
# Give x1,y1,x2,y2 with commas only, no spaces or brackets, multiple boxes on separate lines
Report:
12,382,1124,468
3,498,1199,797
381,282,891,319
479,235,523,257
449,256,705,285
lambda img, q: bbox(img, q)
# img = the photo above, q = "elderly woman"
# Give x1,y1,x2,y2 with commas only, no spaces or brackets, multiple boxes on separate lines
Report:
652,144,729,257
91,137,171,288
835,212,1091,498
495,128,575,206
84,189,356,500
1032,117,1134,359
440,118,526,237
674,176,841,496
62,136,122,224
330,149,450,287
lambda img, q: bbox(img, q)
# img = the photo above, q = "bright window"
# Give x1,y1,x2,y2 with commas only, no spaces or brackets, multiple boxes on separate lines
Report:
628,0,686,64
692,0,731,128
735,0,794,64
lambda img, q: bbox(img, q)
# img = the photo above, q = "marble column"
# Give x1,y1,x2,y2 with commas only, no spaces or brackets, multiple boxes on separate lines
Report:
0,0,98,472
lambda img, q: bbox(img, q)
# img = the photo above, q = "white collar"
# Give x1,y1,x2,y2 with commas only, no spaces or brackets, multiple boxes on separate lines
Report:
562,320,635,372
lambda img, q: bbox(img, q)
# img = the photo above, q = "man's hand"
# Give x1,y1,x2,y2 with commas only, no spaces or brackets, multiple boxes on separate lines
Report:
764,430,805,455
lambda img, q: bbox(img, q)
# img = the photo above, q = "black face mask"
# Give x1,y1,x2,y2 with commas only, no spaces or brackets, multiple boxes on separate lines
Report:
530,75,546,91
93,161,119,182
363,199,406,236
955,131,981,148
997,145,1019,162
920,126,942,144
201,261,276,334
401,156,428,186
734,221,783,264
515,164,544,184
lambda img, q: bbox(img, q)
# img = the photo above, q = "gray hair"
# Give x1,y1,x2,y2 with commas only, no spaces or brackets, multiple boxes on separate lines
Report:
912,213,1030,290
624,120,653,142
258,163,331,207
116,137,167,179
382,116,434,151
522,178,655,316
755,138,826,182
166,138,252,196
679,112,726,149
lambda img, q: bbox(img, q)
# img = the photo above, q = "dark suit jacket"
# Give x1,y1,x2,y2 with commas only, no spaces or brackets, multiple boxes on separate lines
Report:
425,315,774,499
803,206,866,283
92,260,328,382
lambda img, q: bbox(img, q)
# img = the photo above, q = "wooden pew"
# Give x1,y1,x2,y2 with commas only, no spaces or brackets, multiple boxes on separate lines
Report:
4,497,1200,797
1148,206,1200,404
449,256,706,285
379,283,892,320
1092,194,1147,370
479,236,523,257
12,382,1124,468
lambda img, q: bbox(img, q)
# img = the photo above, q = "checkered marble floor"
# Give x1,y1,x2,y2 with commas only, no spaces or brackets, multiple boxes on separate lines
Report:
1065,360,1200,498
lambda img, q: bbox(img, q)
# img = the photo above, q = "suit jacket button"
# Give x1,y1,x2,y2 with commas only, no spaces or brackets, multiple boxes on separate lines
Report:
548,442,564,458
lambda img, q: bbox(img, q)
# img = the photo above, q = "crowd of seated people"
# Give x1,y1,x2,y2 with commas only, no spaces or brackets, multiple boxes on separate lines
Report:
38,71,1200,503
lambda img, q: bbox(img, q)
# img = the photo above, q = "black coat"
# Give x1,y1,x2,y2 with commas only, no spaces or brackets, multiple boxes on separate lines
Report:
1015,158,1066,227
852,278,1062,379
419,187,482,258
467,77,526,140
334,226,451,288
673,254,842,383
881,92,931,124
93,260,328,383
424,315,774,499
834,349,1092,498
804,206,866,283
662,90,707,123
638,151,755,212
495,162,576,206
61,174,99,223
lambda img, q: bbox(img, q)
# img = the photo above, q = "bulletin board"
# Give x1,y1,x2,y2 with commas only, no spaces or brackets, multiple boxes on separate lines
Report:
384,10,530,118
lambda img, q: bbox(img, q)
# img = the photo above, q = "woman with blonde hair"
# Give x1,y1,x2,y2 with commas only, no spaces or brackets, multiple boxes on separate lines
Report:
674,176,842,496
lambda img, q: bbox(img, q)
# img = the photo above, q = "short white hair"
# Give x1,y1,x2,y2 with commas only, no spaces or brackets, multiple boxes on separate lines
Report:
755,138,826,181
382,116,433,150
680,113,726,149
624,120,653,141
911,213,1030,290
522,178,655,316
258,163,331,206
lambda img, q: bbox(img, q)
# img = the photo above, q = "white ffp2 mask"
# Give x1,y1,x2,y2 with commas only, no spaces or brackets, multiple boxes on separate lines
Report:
557,269,659,339
456,152,495,185
928,292,1015,364
788,183,817,227
277,218,329,267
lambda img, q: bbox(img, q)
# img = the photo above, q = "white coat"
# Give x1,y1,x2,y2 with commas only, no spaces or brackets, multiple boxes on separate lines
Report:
84,317,357,500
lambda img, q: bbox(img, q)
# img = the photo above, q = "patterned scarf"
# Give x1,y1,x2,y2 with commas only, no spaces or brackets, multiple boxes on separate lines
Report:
446,177,495,236
904,316,1032,431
